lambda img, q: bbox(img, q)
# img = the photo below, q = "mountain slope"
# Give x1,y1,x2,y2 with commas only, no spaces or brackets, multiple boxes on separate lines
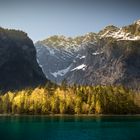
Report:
0,27,47,92
35,20,140,88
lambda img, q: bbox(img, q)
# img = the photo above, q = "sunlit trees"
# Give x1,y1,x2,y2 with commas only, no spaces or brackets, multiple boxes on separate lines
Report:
0,85,139,115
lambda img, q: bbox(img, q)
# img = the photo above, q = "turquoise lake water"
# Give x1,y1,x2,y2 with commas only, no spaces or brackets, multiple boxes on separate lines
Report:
0,116,140,140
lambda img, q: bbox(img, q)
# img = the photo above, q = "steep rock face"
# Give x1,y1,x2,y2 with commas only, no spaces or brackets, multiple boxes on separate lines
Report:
66,39,140,89
35,41,77,83
35,33,97,83
0,28,47,92
35,20,140,88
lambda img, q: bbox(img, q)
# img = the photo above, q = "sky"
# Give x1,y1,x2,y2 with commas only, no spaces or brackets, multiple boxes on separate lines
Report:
0,0,140,42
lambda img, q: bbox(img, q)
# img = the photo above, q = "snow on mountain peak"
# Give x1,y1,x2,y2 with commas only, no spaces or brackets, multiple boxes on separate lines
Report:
99,21,140,41
35,19,140,86
135,20,140,25
100,27,140,41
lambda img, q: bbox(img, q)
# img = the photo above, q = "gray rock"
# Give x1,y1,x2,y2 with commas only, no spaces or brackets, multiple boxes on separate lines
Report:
0,28,47,92
35,20,140,89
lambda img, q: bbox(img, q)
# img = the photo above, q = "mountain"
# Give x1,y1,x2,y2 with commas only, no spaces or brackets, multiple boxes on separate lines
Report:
35,33,98,83
0,27,47,92
35,20,140,89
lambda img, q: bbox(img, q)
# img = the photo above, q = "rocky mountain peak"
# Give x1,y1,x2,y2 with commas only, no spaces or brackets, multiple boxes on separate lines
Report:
122,20,140,36
98,25,119,36
134,19,140,25
39,32,98,50
99,22,140,41
35,20,140,88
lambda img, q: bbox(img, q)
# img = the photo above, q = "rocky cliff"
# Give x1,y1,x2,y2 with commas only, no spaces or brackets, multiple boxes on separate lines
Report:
0,27,47,92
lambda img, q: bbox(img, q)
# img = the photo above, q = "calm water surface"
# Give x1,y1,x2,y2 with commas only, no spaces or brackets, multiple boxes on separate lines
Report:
0,115,140,140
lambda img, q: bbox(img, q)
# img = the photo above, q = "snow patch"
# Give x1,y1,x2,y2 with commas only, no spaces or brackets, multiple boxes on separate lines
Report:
101,28,140,41
37,59,39,63
135,20,140,25
80,56,86,59
92,51,103,55
101,30,111,38
76,54,81,58
37,58,43,68
89,42,97,45
71,64,87,71
51,66,71,77
44,45,55,55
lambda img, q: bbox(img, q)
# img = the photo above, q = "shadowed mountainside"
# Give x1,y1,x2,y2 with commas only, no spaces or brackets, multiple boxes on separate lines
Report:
0,27,48,93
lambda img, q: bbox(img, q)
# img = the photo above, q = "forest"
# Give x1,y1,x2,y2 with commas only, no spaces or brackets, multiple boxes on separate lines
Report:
0,85,140,115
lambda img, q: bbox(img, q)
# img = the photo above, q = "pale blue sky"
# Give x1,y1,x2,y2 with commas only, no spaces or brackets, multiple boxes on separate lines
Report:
0,0,140,42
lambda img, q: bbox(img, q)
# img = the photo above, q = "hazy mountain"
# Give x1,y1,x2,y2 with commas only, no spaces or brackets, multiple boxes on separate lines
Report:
35,20,140,88
0,27,47,92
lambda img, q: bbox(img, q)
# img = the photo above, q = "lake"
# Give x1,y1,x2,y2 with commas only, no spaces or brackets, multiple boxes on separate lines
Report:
0,115,140,140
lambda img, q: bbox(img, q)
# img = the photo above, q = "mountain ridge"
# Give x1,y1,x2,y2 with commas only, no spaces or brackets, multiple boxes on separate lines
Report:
35,20,140,89
36,19,140,46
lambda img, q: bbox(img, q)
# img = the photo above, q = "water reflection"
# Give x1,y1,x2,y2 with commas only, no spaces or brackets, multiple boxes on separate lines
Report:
0,116,140,140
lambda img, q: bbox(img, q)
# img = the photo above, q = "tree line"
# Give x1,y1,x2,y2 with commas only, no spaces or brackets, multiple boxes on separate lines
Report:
0,85,140,115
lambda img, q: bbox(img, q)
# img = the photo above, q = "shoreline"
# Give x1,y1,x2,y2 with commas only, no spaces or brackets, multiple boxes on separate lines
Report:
1,114,140,117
